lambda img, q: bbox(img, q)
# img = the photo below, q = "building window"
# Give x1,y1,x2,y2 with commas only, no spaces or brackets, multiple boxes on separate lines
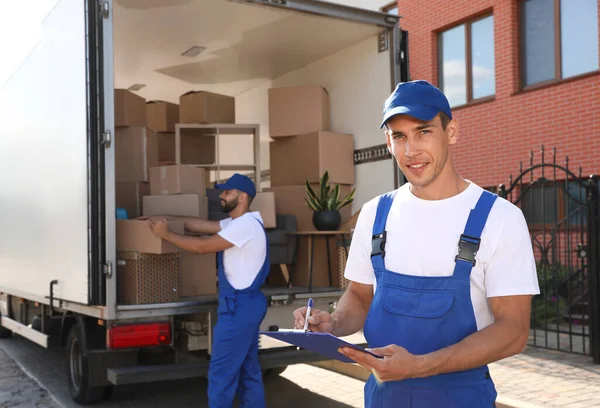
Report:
520,181,589,227
438,15,495,108
520,0,599,88
381,2,398,15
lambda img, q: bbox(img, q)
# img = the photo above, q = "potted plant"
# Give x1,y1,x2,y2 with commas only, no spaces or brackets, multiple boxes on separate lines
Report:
305,171,356,231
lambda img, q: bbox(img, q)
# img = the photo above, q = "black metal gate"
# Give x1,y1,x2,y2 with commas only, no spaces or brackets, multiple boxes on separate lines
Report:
498,146,600,363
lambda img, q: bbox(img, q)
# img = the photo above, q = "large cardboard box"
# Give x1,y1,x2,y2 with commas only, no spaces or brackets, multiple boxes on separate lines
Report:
115,89,146,128
156,130,216,164
115,127,159,182
268,86,329,138
249,192,276,229
143,194,209,219
179,91,235,124
115,182,150,219
146,101,179,132
265,184,353,231
149,164,207,196
269,131,355,186
116,220,185,253
179,253,217,297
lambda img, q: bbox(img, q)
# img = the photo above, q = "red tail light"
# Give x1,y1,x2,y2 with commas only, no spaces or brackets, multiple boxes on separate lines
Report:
107,322,171,349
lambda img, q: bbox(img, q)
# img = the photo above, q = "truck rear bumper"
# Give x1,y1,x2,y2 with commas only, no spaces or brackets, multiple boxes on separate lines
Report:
106,344,364,385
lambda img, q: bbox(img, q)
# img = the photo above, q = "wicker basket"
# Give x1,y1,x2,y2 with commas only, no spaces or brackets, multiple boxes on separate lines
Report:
117,251,180,305
337,235,352,289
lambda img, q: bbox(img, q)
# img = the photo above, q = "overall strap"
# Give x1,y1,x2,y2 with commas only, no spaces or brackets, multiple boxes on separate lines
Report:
453,190,498,279
370,191,397,271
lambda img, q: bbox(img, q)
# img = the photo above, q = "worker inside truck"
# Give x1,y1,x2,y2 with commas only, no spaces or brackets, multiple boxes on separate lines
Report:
144,173,269,408
293,80,540,407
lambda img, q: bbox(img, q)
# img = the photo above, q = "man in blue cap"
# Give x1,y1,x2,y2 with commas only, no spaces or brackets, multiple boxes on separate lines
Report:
148,173,270,408
293,81,540,407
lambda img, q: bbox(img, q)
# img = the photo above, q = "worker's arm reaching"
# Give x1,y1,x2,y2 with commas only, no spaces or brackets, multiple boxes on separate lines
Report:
138,215,221,235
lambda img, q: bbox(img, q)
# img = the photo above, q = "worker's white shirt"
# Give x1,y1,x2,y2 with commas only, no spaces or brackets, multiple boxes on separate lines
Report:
344,181,540,331
218,212,267,290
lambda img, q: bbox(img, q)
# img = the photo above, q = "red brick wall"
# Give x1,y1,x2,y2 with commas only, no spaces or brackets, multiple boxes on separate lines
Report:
397,0,600,188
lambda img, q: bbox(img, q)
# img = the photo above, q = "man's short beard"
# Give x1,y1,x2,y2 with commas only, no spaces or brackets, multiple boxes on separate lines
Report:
221,197,239,213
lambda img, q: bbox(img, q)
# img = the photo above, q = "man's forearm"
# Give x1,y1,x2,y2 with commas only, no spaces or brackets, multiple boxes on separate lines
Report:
331,285,371,337
413,319,528,378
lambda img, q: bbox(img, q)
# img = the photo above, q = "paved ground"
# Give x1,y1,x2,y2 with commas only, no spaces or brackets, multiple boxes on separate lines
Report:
0,335,365,408
490,347,600,407
0,347,58,408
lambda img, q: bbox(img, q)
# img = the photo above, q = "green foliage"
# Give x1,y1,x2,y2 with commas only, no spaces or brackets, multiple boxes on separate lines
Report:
304,171,356,212
531,262,571,328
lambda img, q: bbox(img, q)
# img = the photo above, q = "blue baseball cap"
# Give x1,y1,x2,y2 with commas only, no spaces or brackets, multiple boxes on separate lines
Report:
380,80,452,129
215,173,256,198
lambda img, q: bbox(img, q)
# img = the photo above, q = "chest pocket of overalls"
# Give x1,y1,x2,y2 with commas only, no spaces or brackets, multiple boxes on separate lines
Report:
380,285,455,318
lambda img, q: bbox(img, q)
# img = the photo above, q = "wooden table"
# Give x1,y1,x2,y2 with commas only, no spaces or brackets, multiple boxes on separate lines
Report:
288,230,352,291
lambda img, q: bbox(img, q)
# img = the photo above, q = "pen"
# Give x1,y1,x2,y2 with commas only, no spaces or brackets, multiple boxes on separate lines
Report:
303,298,313,332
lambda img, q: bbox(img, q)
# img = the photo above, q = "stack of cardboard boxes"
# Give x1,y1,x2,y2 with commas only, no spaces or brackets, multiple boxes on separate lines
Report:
114,88,277,304
265,85,355,288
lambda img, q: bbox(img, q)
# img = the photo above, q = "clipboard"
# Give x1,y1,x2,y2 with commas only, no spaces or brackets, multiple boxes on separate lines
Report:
259,330,382,363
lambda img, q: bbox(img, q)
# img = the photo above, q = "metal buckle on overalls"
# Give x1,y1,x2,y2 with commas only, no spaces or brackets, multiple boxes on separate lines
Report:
455,234,480,266
371,231,387,258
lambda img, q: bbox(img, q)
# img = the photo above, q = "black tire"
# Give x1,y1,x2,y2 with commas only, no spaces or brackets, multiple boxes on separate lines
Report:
66,325,105,405
263,365,288,378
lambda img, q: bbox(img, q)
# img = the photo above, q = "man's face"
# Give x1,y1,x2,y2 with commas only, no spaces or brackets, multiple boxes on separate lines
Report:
219,189,240,213
385,113,458,189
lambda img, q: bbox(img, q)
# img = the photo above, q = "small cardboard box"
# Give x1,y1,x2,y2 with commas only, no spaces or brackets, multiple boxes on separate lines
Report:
268,86,329,138
149,164,207,196
269,131,355,186
115,89,146,128
116,219,185,253
179,253,217,298
265,184,353,231
250,192,276,229
143,194,209,219
115,182,150,219
146,101,179,132
179,90,235,124
115,127,159,182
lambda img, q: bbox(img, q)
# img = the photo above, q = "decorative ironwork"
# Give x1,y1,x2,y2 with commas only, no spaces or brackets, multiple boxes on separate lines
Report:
498,145,600,363
354,144,392,165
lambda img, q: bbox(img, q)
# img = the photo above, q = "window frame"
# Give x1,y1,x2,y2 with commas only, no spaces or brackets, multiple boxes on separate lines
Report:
518,0,600,90
437,13,496,108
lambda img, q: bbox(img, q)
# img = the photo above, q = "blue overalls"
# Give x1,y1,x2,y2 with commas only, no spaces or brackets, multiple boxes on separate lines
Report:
363,190,499,407
207,218,270,408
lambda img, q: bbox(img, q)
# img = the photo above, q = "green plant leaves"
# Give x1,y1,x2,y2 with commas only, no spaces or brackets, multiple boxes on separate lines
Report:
304,171,356,212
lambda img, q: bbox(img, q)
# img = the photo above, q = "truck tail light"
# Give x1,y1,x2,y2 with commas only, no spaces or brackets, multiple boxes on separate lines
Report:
107,322,171,349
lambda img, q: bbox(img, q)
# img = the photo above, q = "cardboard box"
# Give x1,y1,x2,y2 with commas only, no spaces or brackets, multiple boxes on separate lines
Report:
156,129,216,164
146,101,179,132
115,127,159,182
250,192,276,229
115,89,146,127
115,182,150,219
269,131,355,186
179,91,235,124
179,253,217,297
116,220,185,253
117,251,179,304
268,86,329,138
265,184,353,231
149,165,207,196
143,194,208,219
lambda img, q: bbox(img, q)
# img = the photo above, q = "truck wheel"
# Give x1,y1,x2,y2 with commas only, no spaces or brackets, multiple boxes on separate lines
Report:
66,325,105,404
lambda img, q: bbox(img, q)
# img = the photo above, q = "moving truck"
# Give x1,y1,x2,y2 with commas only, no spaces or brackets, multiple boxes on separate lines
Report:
0,0,404,404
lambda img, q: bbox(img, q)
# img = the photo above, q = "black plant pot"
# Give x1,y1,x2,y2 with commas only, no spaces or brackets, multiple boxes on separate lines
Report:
313,211,342,231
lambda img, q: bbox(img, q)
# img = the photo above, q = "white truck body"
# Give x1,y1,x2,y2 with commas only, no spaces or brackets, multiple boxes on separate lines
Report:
0,0,404,403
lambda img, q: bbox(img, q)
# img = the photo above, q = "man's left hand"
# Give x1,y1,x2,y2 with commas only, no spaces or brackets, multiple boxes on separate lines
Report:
148,217,170,239
339,344,420,382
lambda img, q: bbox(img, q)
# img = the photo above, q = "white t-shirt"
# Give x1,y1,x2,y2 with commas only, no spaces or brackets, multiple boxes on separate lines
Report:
217,212,267,290
344,181,540,331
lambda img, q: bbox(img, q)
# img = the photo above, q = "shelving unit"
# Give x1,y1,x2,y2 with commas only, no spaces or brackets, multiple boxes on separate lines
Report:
174,123,261,191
